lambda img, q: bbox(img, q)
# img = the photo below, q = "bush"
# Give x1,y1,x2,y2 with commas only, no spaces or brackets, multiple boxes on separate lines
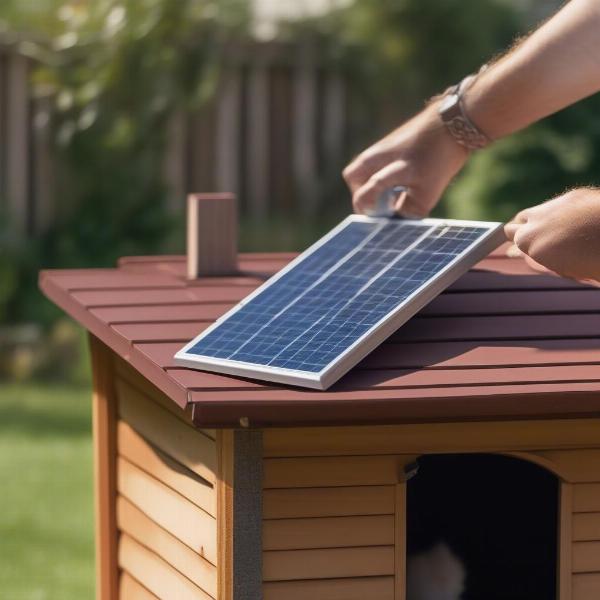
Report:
0,0,249,330
446,93,600,221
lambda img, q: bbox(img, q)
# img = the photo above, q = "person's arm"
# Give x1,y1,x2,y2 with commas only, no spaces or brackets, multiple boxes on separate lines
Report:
343,0,600,216
465,0,600,140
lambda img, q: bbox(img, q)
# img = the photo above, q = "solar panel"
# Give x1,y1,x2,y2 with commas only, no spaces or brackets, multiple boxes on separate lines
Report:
175,216,504,389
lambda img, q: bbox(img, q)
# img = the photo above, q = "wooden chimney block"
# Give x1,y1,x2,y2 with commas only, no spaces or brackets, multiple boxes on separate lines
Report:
187,193,238,279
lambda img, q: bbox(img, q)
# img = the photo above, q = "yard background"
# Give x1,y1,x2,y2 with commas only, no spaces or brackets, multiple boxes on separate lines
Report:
2,0,599,598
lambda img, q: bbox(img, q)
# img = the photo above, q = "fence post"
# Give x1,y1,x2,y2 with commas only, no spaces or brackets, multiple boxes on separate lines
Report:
164,110,187,214
32,95,54,234
6,51,30,234
292,43,319,216
246,58,270,220
323,71,345,180
216,67,242,199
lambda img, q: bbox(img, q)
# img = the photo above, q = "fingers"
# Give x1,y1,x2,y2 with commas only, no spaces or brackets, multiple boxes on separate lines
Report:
504,208,530,241
343,150,389,195
504,222,520,241
523,254,552,275
352,160,412,214
394,191,429,218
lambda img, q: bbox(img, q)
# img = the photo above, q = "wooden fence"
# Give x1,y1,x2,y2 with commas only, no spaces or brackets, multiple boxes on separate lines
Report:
0,40,349,237
0,42,54,236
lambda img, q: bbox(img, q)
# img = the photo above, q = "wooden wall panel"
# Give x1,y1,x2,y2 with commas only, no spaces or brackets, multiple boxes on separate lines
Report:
117,496,217,598
572,513,600,541
263,576,394,600
113,354,223,598
117,457,217,564
264,455,415,488
572,541,600,573
263,515,394,550
117,420,215,516
559,482,573,600
573,573,600,600
119,572,159,599
119,534,212,600
395,482,407,600
263,452,411,599
116,377,216,483
115,358,202,430
263,546,394,581
531,450,600,483
263,432,600,600
263,420,600,458
573,483,600,513
570,471,600,599
216,430,234,600
89,336,119,600
263,485,395,519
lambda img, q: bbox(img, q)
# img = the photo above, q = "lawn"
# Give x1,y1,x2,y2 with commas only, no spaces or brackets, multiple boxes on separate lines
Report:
0,382,94,599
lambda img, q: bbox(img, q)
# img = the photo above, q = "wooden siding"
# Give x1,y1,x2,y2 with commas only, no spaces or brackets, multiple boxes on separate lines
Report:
568,457,600,600
262,447,413,599
263,425,600,600
90,336,119,600
114,363,218,599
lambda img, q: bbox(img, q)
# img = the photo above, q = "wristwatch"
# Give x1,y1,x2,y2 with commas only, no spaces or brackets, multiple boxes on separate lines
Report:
438,71,490,151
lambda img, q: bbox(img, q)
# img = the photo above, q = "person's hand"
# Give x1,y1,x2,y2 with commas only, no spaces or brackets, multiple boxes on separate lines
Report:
342,102,469,217
504,188,600,283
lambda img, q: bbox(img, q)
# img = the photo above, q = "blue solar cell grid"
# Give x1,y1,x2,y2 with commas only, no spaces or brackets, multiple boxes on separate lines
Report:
185,219,488,374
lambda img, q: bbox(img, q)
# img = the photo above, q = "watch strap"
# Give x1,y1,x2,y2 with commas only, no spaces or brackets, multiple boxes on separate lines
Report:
439,72,490,151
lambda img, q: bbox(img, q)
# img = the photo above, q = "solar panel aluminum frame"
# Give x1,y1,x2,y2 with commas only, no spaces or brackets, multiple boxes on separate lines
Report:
174,215,505,390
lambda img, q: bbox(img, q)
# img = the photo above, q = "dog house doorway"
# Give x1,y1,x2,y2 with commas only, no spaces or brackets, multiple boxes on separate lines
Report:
406,453,558,600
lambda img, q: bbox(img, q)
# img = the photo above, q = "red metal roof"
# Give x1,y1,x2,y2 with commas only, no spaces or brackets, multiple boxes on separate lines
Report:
40,246,600,428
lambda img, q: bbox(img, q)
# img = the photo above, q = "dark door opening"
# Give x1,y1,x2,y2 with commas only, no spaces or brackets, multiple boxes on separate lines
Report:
406,453,558,600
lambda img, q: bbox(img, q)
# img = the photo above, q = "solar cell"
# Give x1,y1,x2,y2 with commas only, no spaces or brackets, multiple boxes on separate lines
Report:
175,216,504,389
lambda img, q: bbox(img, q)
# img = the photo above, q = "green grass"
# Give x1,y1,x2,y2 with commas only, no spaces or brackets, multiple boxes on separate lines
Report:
0,382,94,600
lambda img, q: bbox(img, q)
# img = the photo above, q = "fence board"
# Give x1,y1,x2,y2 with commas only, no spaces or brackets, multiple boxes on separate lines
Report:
216,68,242,197
6,51,29,233
1,40,351,237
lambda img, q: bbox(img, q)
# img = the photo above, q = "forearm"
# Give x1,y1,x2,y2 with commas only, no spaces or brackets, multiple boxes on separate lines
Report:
464,0,600,140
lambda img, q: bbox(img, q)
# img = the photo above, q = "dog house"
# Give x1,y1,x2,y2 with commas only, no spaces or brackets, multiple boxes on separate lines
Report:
40,195,600,600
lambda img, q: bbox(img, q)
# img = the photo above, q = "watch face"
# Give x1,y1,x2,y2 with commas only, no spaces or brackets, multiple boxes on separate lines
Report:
439,94,459,114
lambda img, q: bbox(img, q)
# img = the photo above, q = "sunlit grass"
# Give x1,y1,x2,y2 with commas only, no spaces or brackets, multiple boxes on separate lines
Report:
0,382,94,600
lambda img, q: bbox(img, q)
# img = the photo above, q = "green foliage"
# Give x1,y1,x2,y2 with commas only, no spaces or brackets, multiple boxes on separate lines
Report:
286,0,600,224
284,0,521,147
446,93,600,221
339,0,520,107
0,1,249,329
